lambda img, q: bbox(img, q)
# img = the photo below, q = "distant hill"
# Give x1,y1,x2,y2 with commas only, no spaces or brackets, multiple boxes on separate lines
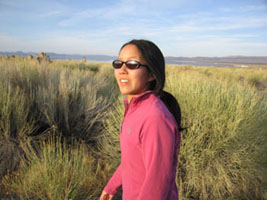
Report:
165,56,267,66
1,51,267,66
0,51,116,62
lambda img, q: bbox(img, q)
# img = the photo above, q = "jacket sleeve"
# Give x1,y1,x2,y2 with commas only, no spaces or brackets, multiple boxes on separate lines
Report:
138,115,176,200
104,163,122,195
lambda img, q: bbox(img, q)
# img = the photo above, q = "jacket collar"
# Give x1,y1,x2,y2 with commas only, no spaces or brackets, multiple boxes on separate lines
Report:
123,90,154,107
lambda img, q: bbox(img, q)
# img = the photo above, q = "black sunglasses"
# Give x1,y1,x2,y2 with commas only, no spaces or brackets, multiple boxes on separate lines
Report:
112,60,148,69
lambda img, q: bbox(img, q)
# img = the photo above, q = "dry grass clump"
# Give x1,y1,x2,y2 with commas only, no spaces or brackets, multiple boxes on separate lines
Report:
0,58,116,143
0,83,34,178
168,65,267,93
0,58,117,199
2,135,115,200
97,96,124,166
166,71,267,200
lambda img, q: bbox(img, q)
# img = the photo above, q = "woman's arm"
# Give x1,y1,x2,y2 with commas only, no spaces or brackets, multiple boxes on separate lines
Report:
102,163,122,196
138,115,177,200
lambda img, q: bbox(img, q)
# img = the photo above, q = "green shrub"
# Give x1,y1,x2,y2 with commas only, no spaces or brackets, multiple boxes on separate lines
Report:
63,63,100,72
0,84,34,140
0,59,117,198
0,83,34,178
0,59,116,143
167,72,267,200
97,96,124,166
247,74,265,90
2,135,114,200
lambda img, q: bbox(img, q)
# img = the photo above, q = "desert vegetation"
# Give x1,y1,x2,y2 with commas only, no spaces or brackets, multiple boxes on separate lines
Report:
0,56,266,200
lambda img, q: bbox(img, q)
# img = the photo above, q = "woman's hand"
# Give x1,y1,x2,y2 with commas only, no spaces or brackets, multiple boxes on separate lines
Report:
100,190,114,200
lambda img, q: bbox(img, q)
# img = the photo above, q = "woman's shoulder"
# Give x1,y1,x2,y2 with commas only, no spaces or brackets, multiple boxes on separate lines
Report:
139,97,178,136
141,95,173,121
131,91,174,122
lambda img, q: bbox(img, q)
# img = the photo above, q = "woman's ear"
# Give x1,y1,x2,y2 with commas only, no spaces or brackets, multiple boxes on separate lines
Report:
148,73,156,82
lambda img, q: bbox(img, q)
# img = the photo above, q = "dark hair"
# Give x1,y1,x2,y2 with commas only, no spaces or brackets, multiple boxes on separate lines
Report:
120,39,184,131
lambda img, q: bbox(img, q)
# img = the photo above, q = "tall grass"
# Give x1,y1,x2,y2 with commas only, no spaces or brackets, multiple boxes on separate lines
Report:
1,58,267,199
0,82,35,177
0,58,116,142
97,96,124,166
168,72,267,199
2,135,115,200
166,65,267,90
0,83,34,140
0,58,117,199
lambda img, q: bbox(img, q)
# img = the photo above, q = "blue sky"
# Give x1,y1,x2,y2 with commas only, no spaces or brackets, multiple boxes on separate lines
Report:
0,0,267,57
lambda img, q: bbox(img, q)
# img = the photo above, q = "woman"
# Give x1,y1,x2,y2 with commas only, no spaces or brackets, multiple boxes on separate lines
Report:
100,39,182,200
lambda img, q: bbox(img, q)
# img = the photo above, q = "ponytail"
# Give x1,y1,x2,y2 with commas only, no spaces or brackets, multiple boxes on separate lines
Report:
160,91,184,131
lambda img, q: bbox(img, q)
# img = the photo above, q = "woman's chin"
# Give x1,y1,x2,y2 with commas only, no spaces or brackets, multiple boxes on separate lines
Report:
119,88,129,95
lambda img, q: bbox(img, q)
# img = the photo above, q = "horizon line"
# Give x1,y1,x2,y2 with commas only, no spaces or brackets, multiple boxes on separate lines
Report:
1,50,267,58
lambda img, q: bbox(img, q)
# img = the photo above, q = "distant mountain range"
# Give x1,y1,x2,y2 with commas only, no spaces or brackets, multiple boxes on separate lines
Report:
0,51,116,62
1,51,267,66
165,56,267,67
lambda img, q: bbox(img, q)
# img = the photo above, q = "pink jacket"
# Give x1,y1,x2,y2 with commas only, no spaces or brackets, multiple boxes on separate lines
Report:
104,91,181,200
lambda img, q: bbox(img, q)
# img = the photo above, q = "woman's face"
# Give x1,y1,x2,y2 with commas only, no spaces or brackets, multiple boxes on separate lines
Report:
114,44,154,102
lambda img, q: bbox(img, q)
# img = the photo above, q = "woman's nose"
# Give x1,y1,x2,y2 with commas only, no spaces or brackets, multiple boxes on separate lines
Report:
119,63,128,74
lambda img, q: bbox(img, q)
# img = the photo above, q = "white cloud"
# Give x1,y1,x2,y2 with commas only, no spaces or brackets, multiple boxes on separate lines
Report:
162,35,267,57
38,10,64,18
174,12,267,32
0,0,35,7
240,4,267,12
56,0,187,27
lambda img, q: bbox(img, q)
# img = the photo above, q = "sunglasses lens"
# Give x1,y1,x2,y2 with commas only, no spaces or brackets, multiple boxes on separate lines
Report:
112,60,122,69
112,60,142,69
126,61,139,69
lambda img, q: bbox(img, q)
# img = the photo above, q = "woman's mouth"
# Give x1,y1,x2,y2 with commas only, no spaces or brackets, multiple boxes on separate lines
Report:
120,79,128,83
